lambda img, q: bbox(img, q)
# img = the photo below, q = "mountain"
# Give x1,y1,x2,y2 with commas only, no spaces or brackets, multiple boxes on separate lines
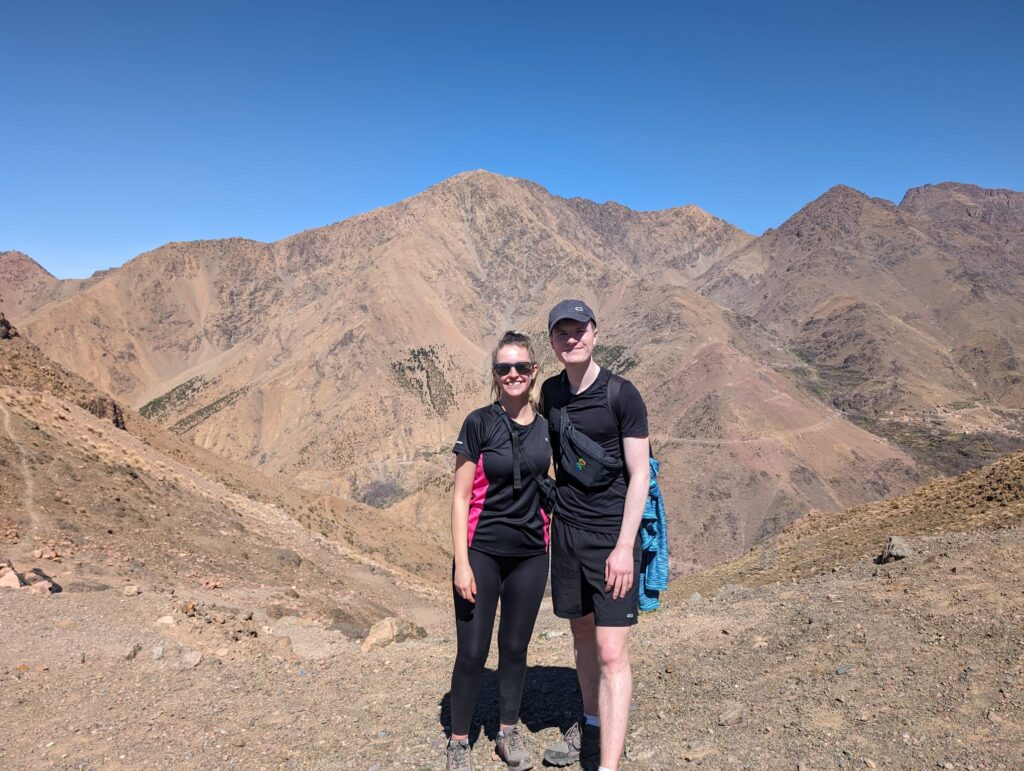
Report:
8,171,929,572
699,182,1024,473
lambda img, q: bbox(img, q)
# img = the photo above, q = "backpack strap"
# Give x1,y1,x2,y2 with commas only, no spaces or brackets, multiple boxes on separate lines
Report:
491,403,523,495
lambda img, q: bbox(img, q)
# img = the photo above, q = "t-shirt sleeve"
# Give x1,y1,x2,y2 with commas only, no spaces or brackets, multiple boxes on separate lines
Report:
617,379,649,438
453,410,484,462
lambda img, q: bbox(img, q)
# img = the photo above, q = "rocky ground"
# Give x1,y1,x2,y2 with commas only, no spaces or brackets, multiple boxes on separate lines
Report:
2,523,1021,770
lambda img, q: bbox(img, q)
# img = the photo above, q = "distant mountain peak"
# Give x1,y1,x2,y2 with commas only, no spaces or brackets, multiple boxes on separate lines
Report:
1,250,55,280
900,182,1024,229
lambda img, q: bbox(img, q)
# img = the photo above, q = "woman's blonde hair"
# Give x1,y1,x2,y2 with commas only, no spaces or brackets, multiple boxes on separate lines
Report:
490,330,539,405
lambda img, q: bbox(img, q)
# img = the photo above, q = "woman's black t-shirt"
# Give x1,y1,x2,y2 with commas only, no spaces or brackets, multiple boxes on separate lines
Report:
453,405,552,556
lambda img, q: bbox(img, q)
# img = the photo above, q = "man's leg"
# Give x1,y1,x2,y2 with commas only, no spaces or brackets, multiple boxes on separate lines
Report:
569,613,598,716
594,625,631,770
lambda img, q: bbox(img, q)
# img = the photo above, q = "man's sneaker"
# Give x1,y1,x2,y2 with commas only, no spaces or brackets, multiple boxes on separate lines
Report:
542,721,581,766
495,725,534,770
446,738,473,771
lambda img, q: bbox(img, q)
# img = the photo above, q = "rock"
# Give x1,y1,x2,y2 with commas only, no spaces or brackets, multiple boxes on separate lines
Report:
180,650,203,669
879,536,914,563
687,592,703,603
836,664,856,675
151,646,164,660
864,759,877,768
283,587,300,599
123,585,140,597
717,707,745,726
28,579,54,594
156,615,175,625
125,643,142,660
716,583,746,599
360,617,427,652
275,636,293,651
539,630,566,640
0,561,23,589
215,647,229,657
987,709,1002,723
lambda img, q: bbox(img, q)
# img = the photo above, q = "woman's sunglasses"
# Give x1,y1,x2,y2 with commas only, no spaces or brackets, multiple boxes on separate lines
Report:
493,362,534,376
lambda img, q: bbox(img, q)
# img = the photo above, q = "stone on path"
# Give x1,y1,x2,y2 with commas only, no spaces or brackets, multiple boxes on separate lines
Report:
124,643,143,661
879,536,914,563
123,585,140,596
180,650,203,669
717,706,745,726
156,615,175,625
360,616,427,652
0,560,23,589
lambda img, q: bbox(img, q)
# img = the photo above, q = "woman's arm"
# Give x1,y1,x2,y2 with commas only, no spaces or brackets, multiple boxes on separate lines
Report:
451,455,478,603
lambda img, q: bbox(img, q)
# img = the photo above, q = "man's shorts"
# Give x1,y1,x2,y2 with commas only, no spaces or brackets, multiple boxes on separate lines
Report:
550,516,641,627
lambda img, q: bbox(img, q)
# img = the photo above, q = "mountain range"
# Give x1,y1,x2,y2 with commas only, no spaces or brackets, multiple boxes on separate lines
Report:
4,172,1023,573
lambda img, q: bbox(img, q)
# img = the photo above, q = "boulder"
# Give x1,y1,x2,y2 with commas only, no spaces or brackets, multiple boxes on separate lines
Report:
878,536,914,563
0,560,23,589
360,617,427,652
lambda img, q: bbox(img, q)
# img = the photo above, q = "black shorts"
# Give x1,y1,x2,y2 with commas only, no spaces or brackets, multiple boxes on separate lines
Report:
550,517,640,627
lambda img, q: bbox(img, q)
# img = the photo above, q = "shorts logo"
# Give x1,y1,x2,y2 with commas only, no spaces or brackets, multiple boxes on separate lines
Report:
626,613,634,618
575,457,587,472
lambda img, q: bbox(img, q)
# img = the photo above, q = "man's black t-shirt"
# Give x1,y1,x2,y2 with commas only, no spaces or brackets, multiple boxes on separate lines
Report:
540,368,649,534
452,405,552,556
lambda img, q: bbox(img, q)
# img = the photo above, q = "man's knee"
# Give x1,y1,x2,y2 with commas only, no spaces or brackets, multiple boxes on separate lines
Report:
595,628,630,672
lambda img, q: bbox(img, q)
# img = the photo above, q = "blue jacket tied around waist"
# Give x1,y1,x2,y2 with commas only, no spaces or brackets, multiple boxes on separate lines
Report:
639,457,669,611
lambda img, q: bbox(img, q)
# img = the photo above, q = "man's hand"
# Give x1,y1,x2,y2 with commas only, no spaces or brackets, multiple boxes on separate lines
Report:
605,542,635,600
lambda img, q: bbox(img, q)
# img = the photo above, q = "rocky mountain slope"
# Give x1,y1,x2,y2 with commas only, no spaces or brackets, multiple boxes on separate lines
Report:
0,321,444,643
699,182,1024,473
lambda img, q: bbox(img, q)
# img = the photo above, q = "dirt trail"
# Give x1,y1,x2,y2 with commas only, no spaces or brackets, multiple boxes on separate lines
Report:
0,396,40,537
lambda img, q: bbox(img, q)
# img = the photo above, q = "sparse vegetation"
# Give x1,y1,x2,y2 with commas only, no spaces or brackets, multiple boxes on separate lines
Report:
140,376,209,421
170,387,249,434
388,346,455,416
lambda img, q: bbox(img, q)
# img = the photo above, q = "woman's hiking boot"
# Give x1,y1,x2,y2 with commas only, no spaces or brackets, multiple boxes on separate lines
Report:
494,725,534,770
446,738,474,771
541,721,581,766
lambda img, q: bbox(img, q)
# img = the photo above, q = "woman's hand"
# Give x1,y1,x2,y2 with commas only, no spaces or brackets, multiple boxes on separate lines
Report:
453,562,477,603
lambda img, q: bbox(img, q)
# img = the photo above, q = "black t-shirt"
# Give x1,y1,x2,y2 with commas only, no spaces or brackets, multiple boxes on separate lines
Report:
452,405,552,556
540,368,649,533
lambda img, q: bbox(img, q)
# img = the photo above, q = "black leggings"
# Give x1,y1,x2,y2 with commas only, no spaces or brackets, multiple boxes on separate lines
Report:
450,550,548,736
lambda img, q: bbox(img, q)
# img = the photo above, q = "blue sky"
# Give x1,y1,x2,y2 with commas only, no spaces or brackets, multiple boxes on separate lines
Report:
3,1,1022,278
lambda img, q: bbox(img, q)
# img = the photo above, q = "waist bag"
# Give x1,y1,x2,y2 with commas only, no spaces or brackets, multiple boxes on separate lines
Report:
556,404,623,488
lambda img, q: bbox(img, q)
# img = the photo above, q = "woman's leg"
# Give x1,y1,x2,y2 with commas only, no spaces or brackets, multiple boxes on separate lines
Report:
495,552,549,728
449,549,501,739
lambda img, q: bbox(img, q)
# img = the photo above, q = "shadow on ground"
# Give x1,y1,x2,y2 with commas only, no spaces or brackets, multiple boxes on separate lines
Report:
438,665,582,745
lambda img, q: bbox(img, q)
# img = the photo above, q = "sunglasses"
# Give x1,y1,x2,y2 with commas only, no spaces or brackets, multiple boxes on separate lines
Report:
493,362,535,376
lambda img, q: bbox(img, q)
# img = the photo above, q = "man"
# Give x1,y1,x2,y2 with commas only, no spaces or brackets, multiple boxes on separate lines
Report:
539,300,650,771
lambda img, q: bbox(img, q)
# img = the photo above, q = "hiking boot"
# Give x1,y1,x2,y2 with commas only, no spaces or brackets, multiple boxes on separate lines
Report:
446,738,474,771
495,725,534,770
542,721,581,766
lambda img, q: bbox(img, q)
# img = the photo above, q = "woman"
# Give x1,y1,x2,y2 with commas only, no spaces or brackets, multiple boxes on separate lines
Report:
446,331,552,771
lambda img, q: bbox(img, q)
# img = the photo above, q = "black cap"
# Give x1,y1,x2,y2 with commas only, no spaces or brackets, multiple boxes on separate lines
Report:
548,299,596,333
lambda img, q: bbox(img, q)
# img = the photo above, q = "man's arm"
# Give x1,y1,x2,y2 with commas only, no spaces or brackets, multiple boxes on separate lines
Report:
604,435,650,599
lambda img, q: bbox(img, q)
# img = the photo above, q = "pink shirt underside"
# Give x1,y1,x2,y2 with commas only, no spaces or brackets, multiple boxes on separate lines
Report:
466,455,488,547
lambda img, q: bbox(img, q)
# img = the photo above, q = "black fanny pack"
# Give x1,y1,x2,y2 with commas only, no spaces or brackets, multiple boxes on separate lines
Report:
556,406,623,488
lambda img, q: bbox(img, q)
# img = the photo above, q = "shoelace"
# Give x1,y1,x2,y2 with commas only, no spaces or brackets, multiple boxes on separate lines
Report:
449,741,470,765
504,728,526,752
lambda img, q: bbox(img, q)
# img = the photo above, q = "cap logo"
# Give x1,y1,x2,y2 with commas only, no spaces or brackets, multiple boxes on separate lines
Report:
574,306,584,311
